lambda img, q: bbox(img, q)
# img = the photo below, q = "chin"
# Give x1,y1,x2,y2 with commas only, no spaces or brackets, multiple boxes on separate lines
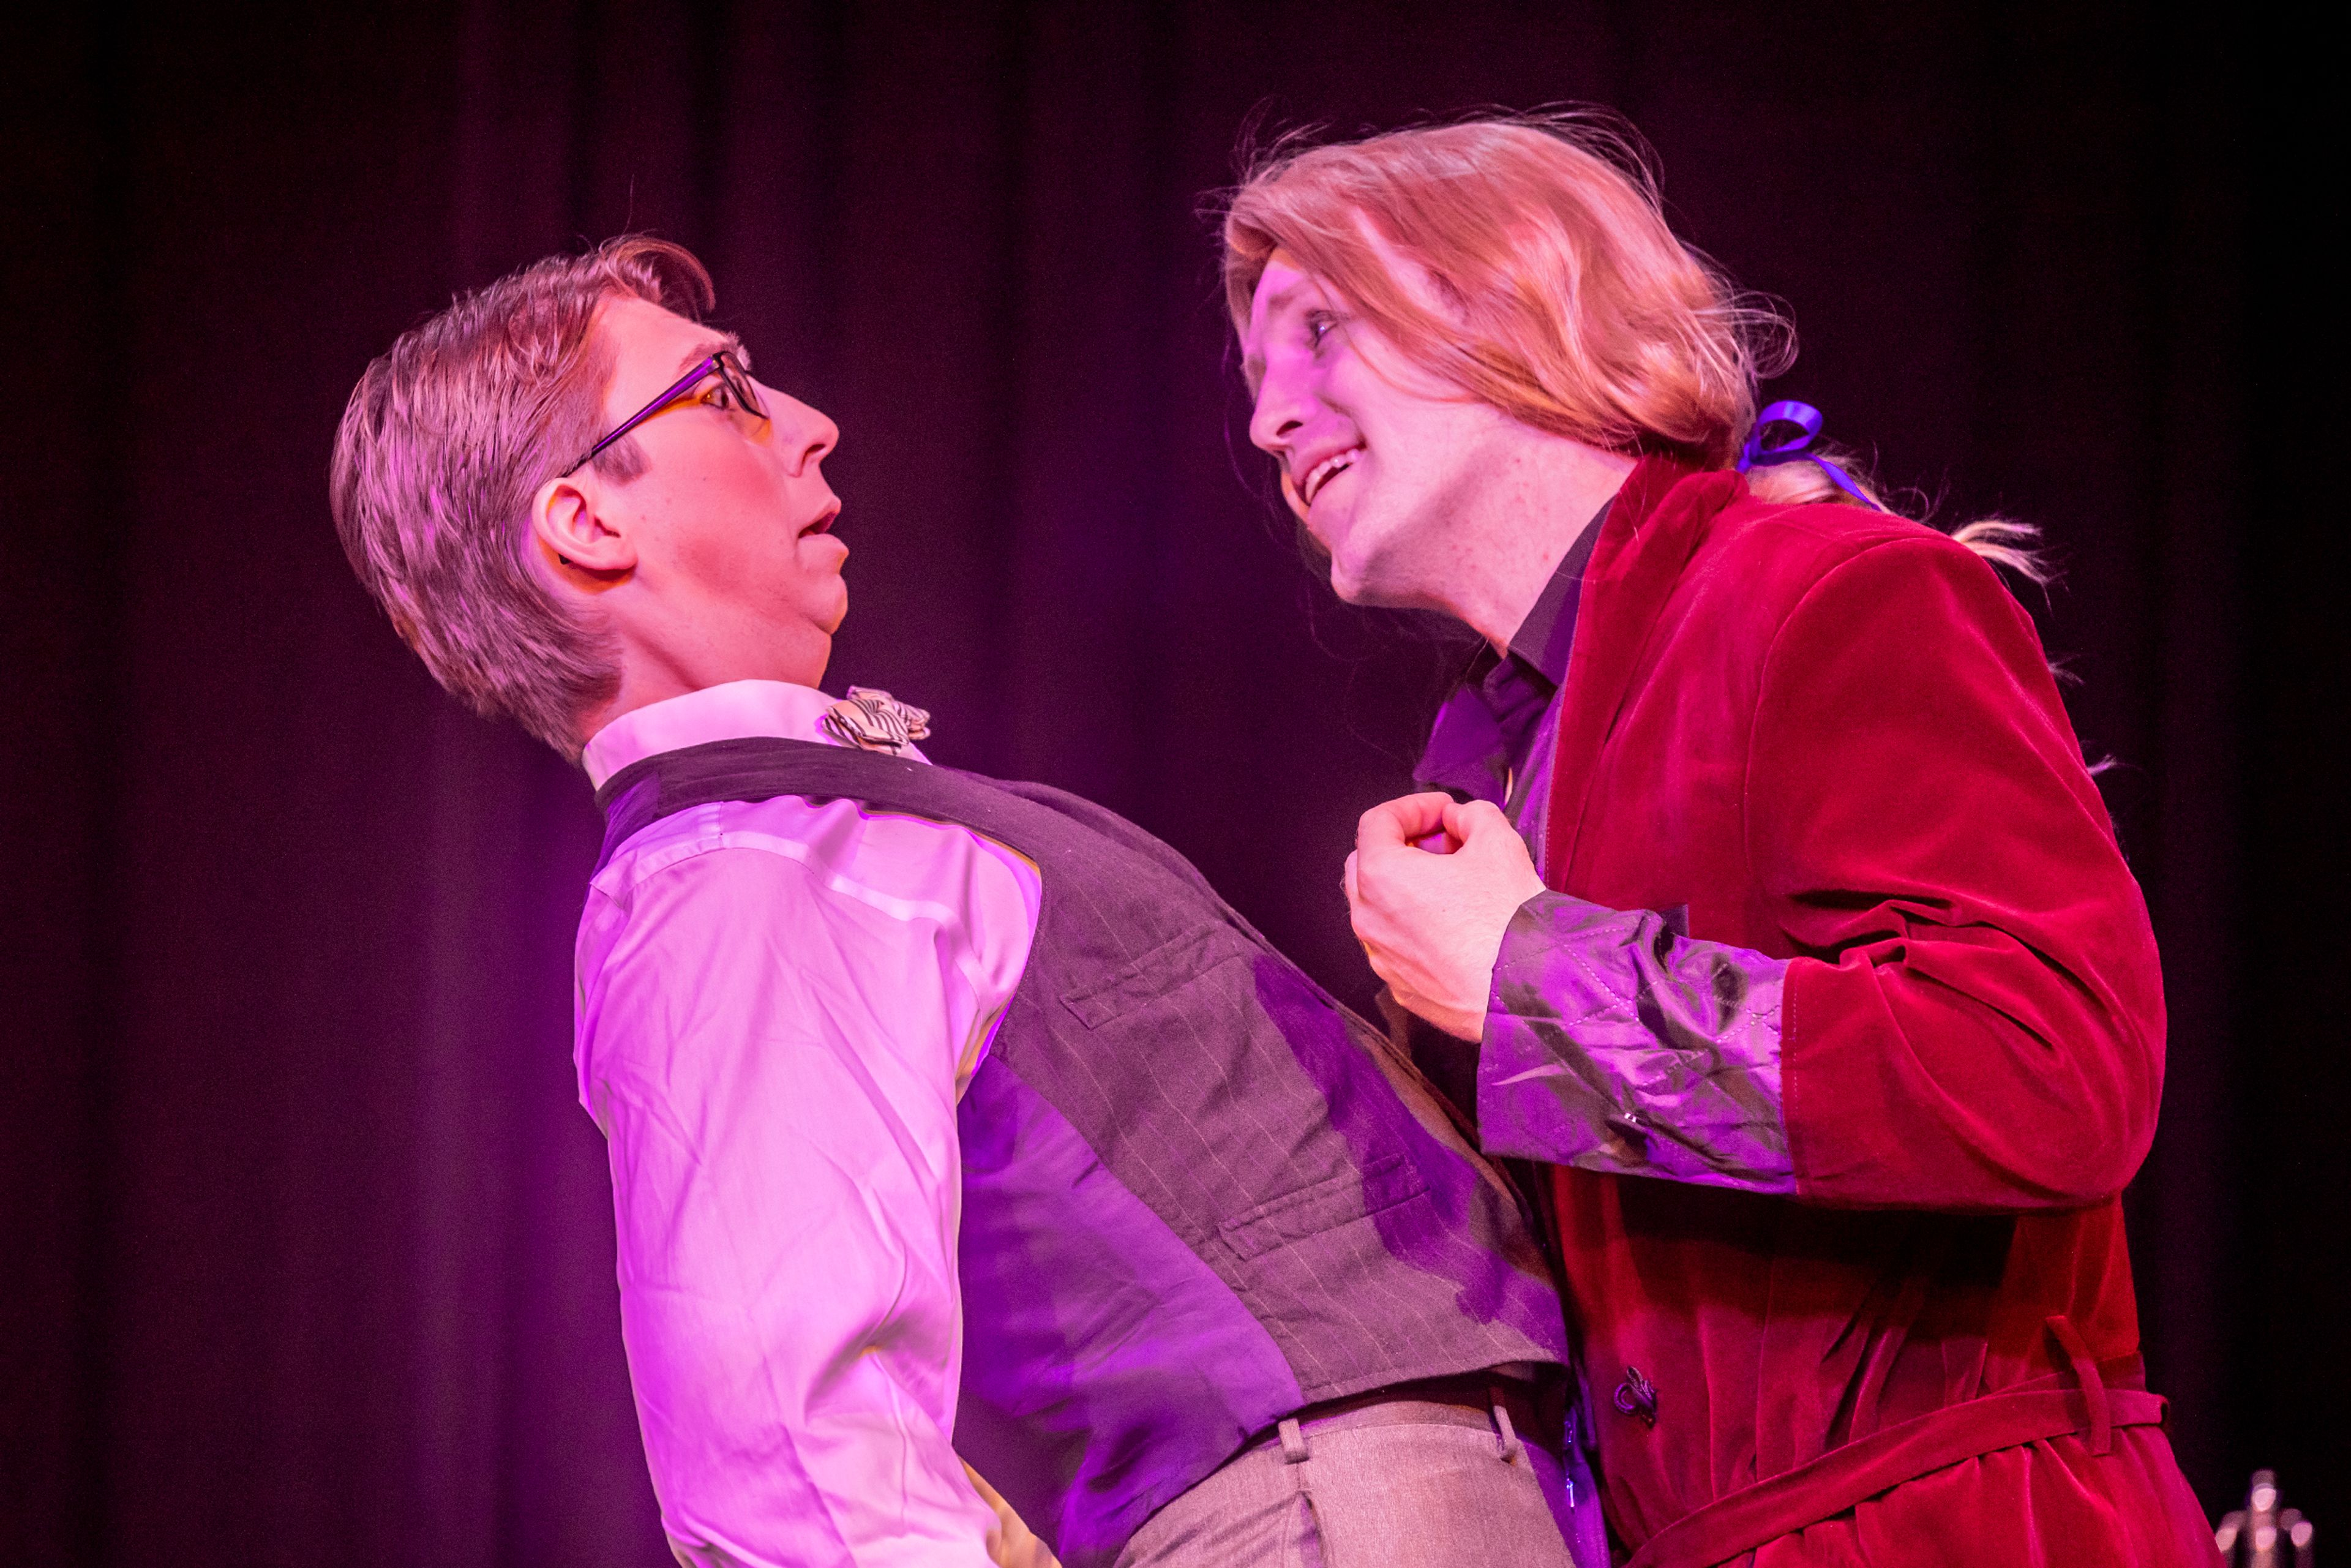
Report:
1309,523,1370,603
1325,559,1375,605
1314,504,1395,601
1324,538,1394,606
1322,508,1428,609
803,544,850,620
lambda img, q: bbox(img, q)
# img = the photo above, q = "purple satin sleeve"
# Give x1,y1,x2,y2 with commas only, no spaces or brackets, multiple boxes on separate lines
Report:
1477,891,1798,1195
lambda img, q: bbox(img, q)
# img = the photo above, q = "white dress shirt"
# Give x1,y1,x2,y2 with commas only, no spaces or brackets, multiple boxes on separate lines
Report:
576,680,1042,1567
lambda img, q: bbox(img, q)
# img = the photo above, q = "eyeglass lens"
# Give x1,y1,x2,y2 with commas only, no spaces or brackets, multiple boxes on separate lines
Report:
712,353,767,419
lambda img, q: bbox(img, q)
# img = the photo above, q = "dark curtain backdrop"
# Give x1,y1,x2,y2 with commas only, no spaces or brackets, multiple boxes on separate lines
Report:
4,3,2339,1562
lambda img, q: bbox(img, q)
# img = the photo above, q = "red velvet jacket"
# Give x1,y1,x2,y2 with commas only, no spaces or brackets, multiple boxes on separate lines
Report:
1532,460,2208,1564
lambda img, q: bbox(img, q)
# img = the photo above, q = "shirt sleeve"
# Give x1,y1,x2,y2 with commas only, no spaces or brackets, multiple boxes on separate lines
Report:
578,841,1003,1567
1474,533,2164,1214
1477,893,1794,1194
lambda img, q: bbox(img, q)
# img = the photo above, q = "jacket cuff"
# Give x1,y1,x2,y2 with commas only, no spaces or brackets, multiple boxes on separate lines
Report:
1477,891,1797,1193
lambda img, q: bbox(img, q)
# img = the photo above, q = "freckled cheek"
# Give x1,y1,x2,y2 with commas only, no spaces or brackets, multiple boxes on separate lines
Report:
663,482,770,591
675,528,745,590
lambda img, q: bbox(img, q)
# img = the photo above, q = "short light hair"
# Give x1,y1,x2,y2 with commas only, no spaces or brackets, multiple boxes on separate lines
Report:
330,236,715,755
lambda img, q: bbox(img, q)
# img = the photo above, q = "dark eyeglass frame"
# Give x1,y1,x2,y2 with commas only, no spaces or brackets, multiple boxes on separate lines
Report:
557,350,768,479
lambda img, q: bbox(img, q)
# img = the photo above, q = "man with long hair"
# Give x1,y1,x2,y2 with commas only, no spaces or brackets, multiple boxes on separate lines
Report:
1224,116,2213,1564
332,236,1584,1567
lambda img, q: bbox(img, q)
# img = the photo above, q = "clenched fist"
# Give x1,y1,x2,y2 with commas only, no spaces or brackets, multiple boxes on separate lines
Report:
1343,792,1547,1041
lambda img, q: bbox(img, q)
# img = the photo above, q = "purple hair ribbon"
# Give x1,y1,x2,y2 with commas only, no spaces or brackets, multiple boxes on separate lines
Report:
1735,400,1883,509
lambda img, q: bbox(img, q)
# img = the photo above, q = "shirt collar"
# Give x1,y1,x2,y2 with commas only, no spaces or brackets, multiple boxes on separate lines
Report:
1447,493,1613,699
580,679,920,789
1412,495,1613,806
1502,494,1610,689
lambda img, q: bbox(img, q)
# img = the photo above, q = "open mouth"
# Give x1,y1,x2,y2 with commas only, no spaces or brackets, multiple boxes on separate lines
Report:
1300,446,1362,505
799,506,839,539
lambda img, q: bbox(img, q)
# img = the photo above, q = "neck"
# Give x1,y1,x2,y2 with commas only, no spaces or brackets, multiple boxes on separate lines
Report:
574,619,831,748
1427,436,1633,651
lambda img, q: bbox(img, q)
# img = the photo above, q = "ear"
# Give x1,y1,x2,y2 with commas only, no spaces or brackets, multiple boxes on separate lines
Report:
530,474,637,581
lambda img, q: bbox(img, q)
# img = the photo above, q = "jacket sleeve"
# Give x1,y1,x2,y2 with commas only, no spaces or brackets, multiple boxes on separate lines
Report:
1473,531,2164,1214
1749,535,2165,1210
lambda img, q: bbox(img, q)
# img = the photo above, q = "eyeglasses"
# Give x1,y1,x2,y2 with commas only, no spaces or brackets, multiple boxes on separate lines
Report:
557,350,768,479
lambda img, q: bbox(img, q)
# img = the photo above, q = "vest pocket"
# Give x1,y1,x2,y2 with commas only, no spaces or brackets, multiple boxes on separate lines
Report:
1056,923,1245,1029
1217,1153,1430,1262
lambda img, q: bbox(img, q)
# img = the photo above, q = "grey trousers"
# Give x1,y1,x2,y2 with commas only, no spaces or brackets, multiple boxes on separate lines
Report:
1114,1398,1591,1568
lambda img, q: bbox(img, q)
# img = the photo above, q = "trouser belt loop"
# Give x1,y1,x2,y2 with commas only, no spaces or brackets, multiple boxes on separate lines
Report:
1490,1381,1528,1466
1278,1416,1310,1465
2044,1315,2112,1455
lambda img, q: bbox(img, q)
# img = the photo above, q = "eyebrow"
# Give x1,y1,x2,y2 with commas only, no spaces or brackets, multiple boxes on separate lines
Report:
674,331,748,376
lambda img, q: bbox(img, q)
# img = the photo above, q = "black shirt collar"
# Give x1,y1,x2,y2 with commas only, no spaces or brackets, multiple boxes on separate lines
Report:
1461,493,1610,698
1506,497,1605,689
1412,495,1613,806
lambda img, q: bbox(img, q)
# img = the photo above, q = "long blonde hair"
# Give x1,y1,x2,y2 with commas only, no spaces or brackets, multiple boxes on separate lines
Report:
1218,113,2044,577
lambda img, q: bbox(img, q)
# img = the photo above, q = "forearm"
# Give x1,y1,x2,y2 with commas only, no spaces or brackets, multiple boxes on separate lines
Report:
1476,891,1795,1194
1744,536,2165,1210
1475,890,2158,1211
1776,939,2159,1210
1468,539,2163,1212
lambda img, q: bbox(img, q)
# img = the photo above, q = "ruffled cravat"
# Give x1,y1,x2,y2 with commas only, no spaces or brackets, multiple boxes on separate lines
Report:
820,687,932,757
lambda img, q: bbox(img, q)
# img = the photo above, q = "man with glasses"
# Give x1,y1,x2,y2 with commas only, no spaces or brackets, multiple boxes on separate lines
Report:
331,236,1588,1568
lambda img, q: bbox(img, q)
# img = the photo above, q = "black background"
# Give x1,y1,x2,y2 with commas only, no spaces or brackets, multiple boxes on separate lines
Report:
4,3,2340,1561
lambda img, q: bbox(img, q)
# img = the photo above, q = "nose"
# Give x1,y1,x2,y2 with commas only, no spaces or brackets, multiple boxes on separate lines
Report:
1247,361,1310,460
768,388,839,475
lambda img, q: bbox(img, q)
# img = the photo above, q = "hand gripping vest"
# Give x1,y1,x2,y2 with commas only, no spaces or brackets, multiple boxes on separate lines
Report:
596,738,1568,1567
